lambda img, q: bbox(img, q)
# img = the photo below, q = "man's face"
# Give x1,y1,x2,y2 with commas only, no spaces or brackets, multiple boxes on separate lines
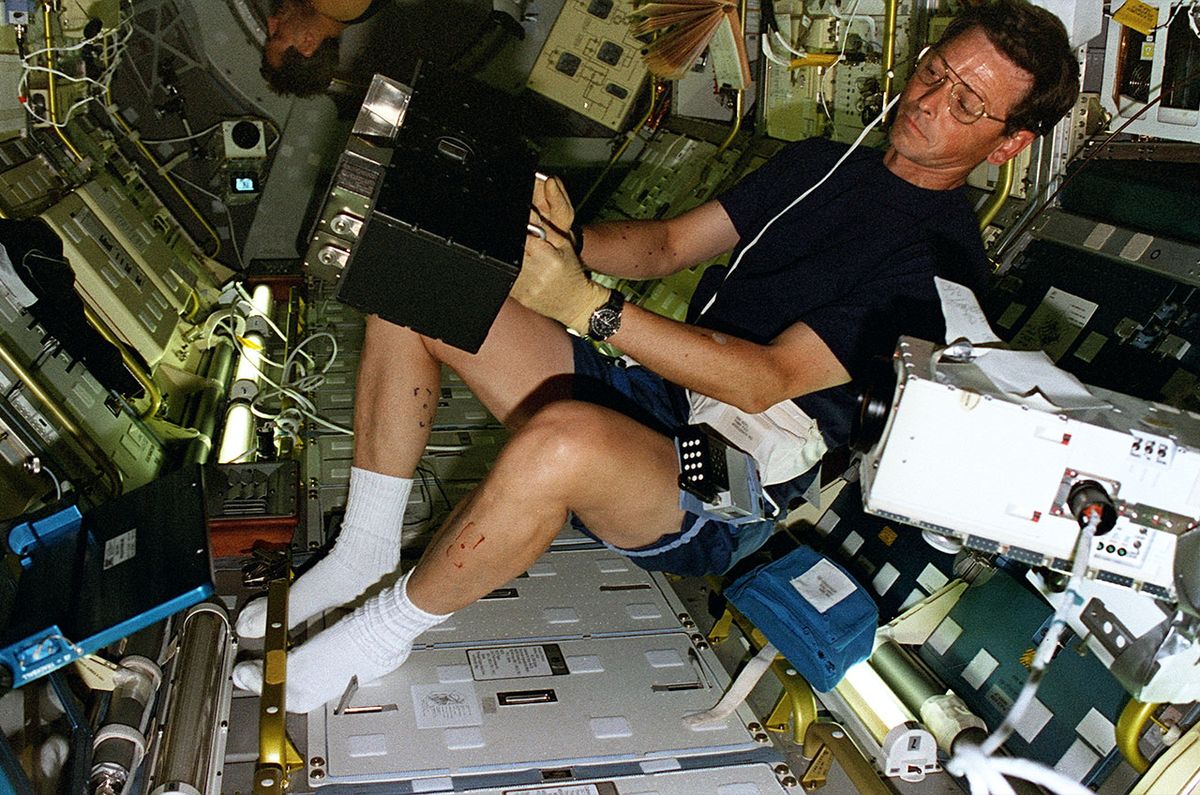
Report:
264,1,321,69
887,27,1035,189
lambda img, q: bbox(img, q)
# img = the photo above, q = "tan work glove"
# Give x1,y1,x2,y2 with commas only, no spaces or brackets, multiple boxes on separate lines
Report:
516,221,608,336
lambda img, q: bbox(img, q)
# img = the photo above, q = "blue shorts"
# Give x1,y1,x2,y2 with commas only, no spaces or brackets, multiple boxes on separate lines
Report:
569,336,776,577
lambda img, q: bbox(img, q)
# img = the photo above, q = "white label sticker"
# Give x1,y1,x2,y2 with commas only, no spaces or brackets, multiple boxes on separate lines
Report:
103,529,137,570
791,558,856,614
468,646,554,680
1014,696,1054,743
916,563,949,594
1082,223,1115,250
410,682,482,729
1054,737,1100,779
1077,707,1117,754
872,562,901,596
962,649,999,689
1010,287,1098,362
928,617,963,656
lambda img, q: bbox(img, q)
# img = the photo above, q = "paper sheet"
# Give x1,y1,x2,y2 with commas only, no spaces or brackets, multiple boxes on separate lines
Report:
936,279,1109,410
936,277,1000,344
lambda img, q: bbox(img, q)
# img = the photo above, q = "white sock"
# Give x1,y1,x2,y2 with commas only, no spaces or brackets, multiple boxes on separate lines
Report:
236,467,411,639
232,570,449,713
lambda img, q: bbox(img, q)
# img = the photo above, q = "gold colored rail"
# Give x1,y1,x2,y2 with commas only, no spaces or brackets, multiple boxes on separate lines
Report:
576,79,664,215
0,337,122,498
1116,698,1156,774
80,304,162,420
254,577,294,795
880,0,899,112
977,159,1015,231
707,599,820,745
804,722,893,795
43,7,84,162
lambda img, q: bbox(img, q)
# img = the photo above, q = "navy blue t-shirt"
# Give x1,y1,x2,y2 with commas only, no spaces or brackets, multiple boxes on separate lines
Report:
693,137,989,449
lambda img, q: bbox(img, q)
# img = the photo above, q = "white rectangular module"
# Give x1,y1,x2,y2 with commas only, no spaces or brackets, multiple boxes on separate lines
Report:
416,548,689,648
861,337,1200,601
307,633,762,789
456,761,794,794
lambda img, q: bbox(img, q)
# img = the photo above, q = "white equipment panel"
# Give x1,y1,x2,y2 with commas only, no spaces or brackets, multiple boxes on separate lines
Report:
307,633,763,789
861,337,1200,603
417,547,691,648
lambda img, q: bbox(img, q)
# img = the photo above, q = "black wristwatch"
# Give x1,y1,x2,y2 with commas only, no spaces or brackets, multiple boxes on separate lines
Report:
587,289,625,342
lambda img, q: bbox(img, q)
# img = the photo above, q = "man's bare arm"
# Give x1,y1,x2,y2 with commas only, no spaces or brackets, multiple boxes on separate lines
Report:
611,304,851,413
578,201,740,281
517,228,846,411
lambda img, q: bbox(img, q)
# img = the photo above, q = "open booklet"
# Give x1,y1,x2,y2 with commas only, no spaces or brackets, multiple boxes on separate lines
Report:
631,0,752,89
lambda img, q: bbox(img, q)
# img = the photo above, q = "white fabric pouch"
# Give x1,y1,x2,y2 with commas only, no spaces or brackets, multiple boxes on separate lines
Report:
686,391,827,486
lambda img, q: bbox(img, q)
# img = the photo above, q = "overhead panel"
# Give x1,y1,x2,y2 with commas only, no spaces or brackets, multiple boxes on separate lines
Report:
527,0,649,130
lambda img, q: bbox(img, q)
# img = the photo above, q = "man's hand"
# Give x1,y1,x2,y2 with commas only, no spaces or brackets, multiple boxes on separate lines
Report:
515,222,609,336
532,174,577,249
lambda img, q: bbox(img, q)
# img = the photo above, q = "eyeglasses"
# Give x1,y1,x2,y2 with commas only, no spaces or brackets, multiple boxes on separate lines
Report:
913,46,1009,126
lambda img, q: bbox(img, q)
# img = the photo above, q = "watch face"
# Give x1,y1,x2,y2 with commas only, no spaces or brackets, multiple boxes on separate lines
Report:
590,307,621,340
589,290,624,340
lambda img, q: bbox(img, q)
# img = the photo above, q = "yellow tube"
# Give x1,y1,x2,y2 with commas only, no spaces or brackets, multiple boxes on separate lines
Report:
789,53,840,69
43,7,84,162
715,88,744,158
977,159,1015,231
880,0,899,112
712,0,749,158
1116,699,1156,775
1130,720,1200,795
576,79,663,214
80,304,162,420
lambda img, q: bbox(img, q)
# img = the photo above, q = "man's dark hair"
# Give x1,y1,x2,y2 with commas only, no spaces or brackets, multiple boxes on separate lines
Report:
260,36,339,97
938,0,1080,136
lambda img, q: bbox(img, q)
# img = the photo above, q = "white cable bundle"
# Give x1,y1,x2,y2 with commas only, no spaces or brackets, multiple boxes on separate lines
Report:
944,516,1101,795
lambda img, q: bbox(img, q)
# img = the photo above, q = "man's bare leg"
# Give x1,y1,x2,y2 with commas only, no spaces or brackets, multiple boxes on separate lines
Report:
236,301,577,638
236,399,686,712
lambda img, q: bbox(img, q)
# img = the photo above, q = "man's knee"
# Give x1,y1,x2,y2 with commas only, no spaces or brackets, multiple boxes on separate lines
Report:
498,401,610,489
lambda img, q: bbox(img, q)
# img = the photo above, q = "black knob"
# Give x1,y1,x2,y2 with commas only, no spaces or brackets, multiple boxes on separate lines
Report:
230,121,261,151
1066,480,1117,535
851,359,897,453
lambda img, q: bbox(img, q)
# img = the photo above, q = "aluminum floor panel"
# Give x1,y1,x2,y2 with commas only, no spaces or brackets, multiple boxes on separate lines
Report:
307,633,761,788
417,547,690,648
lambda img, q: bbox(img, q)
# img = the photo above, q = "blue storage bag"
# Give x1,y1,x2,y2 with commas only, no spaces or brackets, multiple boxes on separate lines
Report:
724,544,877,692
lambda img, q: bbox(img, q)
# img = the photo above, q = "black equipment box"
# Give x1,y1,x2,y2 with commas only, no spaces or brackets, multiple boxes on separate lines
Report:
332,68,539,353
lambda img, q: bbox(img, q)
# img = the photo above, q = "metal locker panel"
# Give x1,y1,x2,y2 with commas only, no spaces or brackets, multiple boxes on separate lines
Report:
416,548,690,648
456,762,794,794
307,633,763,789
